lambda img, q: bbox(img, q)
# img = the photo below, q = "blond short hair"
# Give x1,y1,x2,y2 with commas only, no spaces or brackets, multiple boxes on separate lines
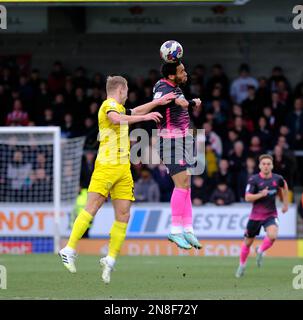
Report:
106,76,127,95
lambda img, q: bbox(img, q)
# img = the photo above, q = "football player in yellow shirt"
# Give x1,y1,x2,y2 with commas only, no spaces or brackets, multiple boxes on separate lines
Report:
59,75,174,283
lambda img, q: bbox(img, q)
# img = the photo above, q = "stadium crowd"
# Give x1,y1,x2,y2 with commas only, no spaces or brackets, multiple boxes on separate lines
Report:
1,61,303,204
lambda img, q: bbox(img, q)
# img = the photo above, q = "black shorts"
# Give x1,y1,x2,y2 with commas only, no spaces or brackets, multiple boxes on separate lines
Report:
158,135,197,177
244,216,279,238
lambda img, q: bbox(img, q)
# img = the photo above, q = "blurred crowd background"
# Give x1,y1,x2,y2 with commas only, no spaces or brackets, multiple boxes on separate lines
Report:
1,60,303,205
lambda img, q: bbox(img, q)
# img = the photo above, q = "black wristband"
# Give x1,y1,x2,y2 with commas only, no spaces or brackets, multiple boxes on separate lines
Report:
188,100,196,107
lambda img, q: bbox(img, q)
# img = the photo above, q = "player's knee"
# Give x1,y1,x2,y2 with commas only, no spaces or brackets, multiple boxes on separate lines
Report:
268,234,277,242
116,211,130,223
85,199,102,216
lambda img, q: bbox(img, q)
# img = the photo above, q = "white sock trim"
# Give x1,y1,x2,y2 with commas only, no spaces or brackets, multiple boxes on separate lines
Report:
183,226,194,233
105,256,116,268
171,226,183,234
64,246,76,254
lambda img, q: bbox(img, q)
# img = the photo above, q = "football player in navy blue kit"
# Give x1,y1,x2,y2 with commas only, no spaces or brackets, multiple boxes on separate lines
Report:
153,62,202,250
235,154,289,278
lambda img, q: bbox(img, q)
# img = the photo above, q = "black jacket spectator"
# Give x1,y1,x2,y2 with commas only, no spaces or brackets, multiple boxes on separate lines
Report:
210,182,235,206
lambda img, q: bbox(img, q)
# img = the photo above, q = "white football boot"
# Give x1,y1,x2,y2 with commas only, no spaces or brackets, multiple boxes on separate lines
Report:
59,247,77,273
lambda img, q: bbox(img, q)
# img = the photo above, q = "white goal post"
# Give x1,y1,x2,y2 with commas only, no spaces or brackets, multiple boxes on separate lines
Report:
0,127,85,254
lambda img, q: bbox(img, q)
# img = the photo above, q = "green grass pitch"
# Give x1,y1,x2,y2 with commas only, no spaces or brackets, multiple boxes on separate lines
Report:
0,255,302,300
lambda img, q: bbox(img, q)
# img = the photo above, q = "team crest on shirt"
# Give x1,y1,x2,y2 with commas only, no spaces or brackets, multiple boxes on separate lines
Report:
109,101,117,107
154,92,162,99
272,180,277,187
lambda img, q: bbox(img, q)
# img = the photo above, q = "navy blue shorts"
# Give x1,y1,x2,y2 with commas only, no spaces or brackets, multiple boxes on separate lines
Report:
244,216,279,238
158,135,197,177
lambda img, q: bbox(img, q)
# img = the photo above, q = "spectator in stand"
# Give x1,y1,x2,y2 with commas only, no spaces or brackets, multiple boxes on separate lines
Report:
0,67,14,90
278,125,292,146
145,69,160,87
230,63,258,104
241,85,260,124
47,61,65,94
126,90,139,110
262,107,277,132
152,164,174,202
188,72,203,98
193,64,206,87
227,104,242,128
34,81,51,121
270,91,287,128
6,150,33,201
231,142,246,187
74,87,88,121
223,130,239,158
53,93,66,123
91,72,105,89
18,74,34,110
87,102,99,121
269,66,291,93
73,66,89,90
276,79,291,107
228,140,247,175
256,76,271,108
38,108,57,126
272,145,293,190
80,150,96,189
88,87,103,107
191,175,210,206
286,97,303,149
29,69,41,96
210,181,235,206
254,116,273,150
206,84,229,111
190,96,205,129
211,158,233,192
6,99,29,126
83,116,98,150
294,80,303,99
248,135,265,159
276,135,297,187
134,168,160,202
237,157,257,202
206,64,229,100
233,116,250,144
64,78,75,111
203,122,223,157
31,153,52,202
61,113,79,138
0,84,10,124
209,98,227,137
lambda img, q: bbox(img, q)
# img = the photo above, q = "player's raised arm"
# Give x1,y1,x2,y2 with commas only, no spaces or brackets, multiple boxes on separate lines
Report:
280,180,289,213
131,92,176,115
107,110,163,125
175,97,202,110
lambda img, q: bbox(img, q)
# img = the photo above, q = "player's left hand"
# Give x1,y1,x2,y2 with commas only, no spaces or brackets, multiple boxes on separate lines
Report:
282,204,288,214
157,92,176,105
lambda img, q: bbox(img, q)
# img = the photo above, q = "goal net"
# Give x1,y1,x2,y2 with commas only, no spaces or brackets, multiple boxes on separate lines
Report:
0,127,85,254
